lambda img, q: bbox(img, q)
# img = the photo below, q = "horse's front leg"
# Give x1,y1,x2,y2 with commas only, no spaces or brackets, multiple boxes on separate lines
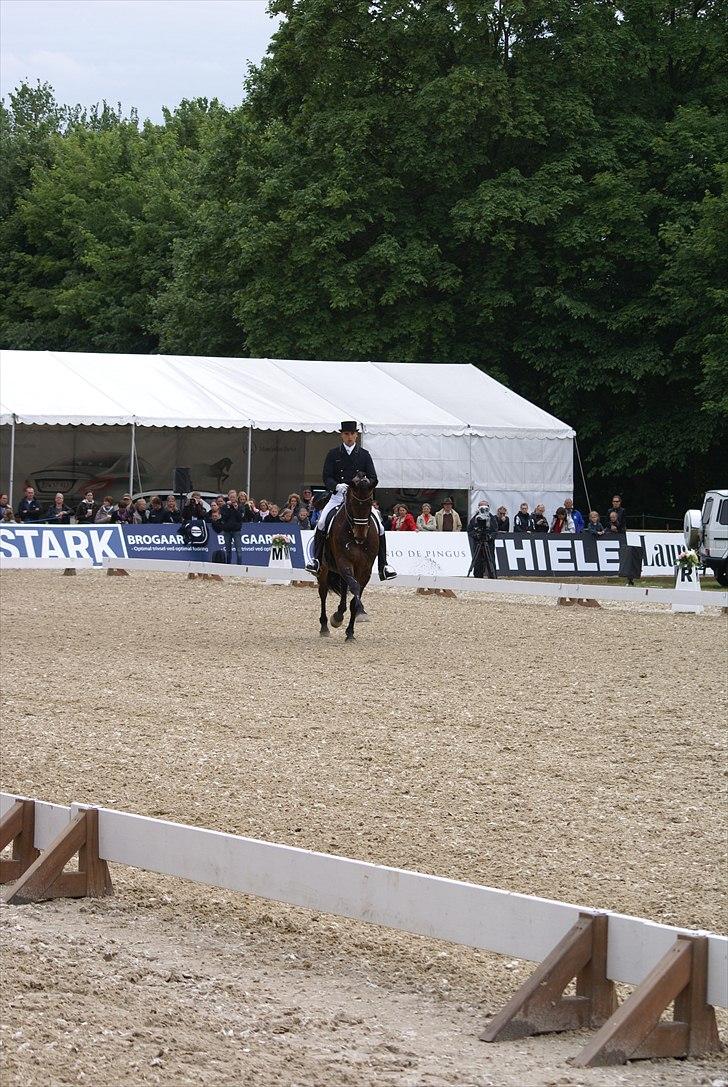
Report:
318,576,329,636
330,585,347,628
338,566,361,641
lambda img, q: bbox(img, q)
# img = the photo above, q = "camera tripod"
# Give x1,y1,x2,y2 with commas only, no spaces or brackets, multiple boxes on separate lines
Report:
466,538,498,579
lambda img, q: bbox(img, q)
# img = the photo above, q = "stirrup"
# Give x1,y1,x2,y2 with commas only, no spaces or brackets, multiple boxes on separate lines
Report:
306,558,320,574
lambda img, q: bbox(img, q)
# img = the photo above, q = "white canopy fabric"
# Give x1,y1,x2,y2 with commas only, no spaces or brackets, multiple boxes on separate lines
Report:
0,350,574,507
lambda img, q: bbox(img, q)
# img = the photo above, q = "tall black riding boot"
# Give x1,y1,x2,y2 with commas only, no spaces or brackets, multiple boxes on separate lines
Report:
305,528,326,573
378,534,397,581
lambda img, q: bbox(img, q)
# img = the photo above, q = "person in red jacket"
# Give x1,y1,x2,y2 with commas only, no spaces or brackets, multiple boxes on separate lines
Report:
391,503,417,531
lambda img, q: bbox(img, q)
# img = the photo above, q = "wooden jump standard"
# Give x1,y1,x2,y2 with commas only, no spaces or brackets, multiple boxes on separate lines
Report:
1,793,724,1067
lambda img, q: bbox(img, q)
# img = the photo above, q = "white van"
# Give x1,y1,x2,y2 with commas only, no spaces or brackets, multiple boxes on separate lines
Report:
684,489,728,585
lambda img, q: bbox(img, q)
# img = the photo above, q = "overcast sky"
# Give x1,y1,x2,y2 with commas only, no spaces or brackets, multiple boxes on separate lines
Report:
1,0,282,121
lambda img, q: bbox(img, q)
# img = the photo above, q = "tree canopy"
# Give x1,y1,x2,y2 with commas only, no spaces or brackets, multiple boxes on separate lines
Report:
1,0,726,514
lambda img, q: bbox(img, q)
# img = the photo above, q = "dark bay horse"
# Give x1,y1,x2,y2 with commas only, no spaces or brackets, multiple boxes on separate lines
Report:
317,472,378,640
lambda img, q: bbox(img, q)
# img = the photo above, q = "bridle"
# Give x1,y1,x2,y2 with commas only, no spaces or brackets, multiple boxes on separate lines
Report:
344,479,375,543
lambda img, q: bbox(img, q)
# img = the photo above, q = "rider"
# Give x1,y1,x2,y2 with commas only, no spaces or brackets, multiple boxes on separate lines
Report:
305,421,397,581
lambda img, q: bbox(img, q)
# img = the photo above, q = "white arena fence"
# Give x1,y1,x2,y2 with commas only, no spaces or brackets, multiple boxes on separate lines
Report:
1,791,726,1010
0,554,722,608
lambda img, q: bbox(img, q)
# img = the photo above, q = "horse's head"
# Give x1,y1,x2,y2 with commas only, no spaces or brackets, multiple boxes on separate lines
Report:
346,472,375,543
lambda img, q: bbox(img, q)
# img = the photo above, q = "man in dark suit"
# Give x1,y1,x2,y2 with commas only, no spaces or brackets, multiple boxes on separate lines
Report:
306,421,396,580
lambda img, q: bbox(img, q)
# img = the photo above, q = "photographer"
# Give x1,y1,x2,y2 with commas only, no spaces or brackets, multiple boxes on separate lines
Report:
467,501,499,579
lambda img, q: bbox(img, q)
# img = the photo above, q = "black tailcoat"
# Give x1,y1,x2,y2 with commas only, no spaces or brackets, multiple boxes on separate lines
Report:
322,444,378,492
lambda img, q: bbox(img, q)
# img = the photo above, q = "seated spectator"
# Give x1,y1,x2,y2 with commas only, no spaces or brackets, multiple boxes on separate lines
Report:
551,506,574,533
182,492,206,522
75,490,99,525
391,504,417,531
17,486,41,523
513,503,533,533
605,510,622,534
162,495,182,523
3,508,16,522
585,511,605,536
45,492,72,524
95,495,115,523
267,503,282,523
435,497,462,532
495,506,510,532
280,508,294,524
0,493,8,518
532,504,549,532
416,503,437,531
133,498,150,524
605,494,627,531
112,495,135,525
297,507,312,531
220,494,244,563
147,496,165,524
564,498,584,532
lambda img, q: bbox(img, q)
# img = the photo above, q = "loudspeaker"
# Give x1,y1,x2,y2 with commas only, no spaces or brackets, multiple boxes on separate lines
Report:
173,467,193,494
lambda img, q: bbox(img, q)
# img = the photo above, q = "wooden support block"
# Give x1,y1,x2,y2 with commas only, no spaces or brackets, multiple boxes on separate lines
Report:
4,808,112,905
62,568,77,576
106,567,129,576
440,589,457,598
573,935,720,1067
557,597,576,606
480,913,615,1042
0,799,39,884
577,598,601,608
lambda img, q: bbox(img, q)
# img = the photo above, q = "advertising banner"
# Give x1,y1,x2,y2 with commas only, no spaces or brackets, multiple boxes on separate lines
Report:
0,523,306,569
0,523,683,578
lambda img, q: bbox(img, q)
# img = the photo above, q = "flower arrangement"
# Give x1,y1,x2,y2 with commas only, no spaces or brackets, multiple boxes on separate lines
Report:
677,549,699,570
270,534,290,551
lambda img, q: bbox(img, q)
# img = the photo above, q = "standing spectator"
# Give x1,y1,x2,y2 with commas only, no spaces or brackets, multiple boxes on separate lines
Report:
285,493,301,517
0,494,8,519
550,506,574,533
435,497,462,532
75,490,99,525
467,501,499,578
17,486,41,523
300,487,315,512
209,499,224,535
95,495,115,523
416,503,437,531
182,492,206,521
495,506,510,532
585,511,605,536
297,507,312,531
258,499,271,521
513,503,533,533
532,504,549,532
220,494,244,563
3,508,16,522
391,504,417,531
605,511,622,534
564,498,584,532
133,499,150,524
45,492,72,524
162,495,182,524
147,496,165,523
112,496,135,525
237,491,258,522
267,503,283,523
605,494,627,531
280,508,294,524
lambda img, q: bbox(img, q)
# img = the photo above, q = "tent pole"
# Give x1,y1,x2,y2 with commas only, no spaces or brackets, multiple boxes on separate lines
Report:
8,414,17,506
128,420,136,496
246,425,253,495
467,427,473,518
574,436,592,515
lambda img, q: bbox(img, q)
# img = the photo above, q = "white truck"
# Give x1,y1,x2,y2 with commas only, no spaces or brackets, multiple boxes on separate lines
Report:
684,489,728,586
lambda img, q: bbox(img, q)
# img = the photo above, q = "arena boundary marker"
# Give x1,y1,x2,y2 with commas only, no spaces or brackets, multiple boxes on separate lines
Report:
1,792,725,1066
90,556,724,609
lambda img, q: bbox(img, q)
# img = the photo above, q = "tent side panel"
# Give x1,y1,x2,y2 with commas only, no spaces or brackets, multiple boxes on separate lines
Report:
366,433,470,489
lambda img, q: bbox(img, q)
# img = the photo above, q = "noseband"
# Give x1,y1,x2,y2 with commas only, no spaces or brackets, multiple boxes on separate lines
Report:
345,485,375,540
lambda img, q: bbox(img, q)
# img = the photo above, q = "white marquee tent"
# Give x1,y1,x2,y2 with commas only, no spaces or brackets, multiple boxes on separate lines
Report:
0,351,574,513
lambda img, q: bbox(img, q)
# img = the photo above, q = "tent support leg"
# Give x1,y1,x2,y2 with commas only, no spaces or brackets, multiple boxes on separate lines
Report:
8,414,16,506
246,425,252,495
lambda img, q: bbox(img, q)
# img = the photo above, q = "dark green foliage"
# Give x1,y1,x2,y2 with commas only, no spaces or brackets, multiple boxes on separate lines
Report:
1,2,726,512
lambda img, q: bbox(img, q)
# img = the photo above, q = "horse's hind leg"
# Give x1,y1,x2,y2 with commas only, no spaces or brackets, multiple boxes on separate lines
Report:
331,586,347,628
318,579,329,636
345,592,359,640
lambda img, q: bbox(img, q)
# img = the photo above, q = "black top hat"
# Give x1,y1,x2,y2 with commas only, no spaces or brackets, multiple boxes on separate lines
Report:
340,420,358,432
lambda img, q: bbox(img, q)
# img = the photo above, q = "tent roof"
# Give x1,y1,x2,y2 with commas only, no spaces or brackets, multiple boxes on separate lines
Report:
0,351,573,438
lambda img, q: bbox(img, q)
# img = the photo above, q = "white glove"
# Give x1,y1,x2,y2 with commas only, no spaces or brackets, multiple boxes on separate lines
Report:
335,483,348,495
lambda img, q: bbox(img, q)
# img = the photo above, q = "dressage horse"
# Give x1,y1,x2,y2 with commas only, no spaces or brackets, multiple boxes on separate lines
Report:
317,472,378,640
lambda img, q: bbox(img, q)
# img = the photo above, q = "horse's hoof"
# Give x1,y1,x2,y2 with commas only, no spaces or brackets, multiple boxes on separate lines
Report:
320,627,330,637
345,632,355,641
330,613,343,628
356,609,369,622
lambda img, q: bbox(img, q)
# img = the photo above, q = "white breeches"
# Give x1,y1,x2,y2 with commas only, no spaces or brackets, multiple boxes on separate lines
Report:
317,492,384,536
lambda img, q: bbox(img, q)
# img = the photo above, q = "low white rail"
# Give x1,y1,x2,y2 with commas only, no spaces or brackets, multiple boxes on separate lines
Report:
2,791,726,1007
93,556,724,608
